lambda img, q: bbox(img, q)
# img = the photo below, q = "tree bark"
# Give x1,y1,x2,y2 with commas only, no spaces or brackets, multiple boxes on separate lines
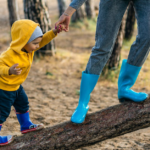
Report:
57,0,67,17
23,0,55,57
7,0,19,27
125,1,136,40
3,96,150,150
85,0,95,19
71,0,85,22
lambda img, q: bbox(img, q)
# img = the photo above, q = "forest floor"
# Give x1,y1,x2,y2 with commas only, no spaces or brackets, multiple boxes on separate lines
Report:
0,0,150,149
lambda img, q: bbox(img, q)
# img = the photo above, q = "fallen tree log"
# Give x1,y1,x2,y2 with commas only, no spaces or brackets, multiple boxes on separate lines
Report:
3,96,150,150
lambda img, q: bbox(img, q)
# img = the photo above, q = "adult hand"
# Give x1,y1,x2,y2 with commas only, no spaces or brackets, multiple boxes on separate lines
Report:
55,14,71,32
55,6,76,32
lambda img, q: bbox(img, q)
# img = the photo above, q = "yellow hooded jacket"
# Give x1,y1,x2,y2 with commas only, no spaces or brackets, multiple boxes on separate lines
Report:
0,19,56,91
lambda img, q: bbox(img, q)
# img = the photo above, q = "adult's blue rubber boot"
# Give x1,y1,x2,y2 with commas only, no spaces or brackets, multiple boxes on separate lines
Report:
71,71,99,124
118,59,148,102
0,124,13,146
16,111,44,134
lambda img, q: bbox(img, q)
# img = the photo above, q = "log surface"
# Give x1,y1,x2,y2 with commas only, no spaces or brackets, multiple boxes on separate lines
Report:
3,96,150,150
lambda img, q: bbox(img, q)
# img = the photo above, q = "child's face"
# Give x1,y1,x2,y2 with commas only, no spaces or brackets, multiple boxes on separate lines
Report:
23,37,42,53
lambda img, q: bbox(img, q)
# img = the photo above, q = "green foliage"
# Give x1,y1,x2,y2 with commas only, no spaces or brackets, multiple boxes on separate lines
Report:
100,65,121,83
46,71,53,76
76,90,80,95
70,17,97,32
122,36,136,51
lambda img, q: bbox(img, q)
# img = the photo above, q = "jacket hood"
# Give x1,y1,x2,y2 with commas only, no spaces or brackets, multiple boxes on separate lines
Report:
10,19,39,54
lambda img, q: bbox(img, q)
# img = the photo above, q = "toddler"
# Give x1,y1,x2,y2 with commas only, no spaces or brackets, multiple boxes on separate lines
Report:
0,19,64,146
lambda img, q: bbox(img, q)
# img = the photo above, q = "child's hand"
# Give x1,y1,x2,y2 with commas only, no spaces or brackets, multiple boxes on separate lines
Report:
9,63,22,75
53,24,66,35
56,24,66,33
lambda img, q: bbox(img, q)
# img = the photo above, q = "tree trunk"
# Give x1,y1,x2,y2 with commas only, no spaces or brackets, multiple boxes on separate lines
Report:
71,0,85,22
23,0,55,57
102,10,127,75
125,1,135,40
85,0,95,19
7,0,19,27
3,96,150,150
57,0,67,17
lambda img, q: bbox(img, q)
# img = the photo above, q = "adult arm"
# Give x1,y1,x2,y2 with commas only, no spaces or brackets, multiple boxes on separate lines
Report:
55,0,87,31
70,0,87,10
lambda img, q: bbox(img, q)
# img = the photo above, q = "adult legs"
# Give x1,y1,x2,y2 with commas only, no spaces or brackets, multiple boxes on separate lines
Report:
71,0,130,123
128,0,150,66
118,0,150,102
85,0,130,75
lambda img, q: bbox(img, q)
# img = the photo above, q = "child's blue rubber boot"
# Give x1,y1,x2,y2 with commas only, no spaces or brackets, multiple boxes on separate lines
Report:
118,59,148,102
71,71,99,124
16,111,44,134
0,124,13,146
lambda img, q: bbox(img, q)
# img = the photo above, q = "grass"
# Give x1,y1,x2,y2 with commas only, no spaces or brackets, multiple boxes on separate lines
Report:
122,36,136,52
100,67,121,83
70,17,97,32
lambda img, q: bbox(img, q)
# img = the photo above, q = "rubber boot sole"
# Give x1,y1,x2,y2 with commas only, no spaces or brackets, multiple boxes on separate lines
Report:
119,96,149,103
0,136,14,147
21,124,44,134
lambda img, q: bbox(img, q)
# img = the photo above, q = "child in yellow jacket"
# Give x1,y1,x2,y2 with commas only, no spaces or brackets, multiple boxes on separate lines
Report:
0,19,63,146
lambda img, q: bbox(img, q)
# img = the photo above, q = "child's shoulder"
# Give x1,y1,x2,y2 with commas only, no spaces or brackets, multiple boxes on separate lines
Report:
0,48,14,58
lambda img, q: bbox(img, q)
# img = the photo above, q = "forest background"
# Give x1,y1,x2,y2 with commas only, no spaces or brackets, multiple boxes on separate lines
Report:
0,0,150,149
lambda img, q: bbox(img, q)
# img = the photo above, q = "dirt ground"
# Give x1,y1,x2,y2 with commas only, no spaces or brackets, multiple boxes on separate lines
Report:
0,0,150,149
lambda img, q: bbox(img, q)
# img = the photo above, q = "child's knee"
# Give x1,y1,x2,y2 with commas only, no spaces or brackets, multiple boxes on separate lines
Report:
14,104,29,114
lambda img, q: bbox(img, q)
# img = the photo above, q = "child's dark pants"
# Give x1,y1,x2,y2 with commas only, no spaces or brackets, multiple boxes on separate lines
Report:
0,85,29,124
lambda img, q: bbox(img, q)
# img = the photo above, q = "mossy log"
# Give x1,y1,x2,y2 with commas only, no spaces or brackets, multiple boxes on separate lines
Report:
3,96,150,150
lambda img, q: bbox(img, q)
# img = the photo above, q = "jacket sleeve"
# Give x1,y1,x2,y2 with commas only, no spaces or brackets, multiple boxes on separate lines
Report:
0,58,10,75
34,30,57,51
70,0,87,10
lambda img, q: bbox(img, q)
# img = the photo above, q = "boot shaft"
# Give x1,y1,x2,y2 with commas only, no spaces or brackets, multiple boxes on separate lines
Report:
16,111,32,127
71,71,99,124
118,59,141,90
118,59,148,102
79,71,99,105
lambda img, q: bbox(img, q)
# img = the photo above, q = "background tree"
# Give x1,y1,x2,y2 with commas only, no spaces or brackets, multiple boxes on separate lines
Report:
85,0,95,19
24,0,55,57
125,1,135,40
57,0,67,17
71,0,85,22
7,0,19,27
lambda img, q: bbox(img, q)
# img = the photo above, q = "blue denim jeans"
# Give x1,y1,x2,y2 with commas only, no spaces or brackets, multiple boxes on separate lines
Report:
84,0,150,75
0,85,29,124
